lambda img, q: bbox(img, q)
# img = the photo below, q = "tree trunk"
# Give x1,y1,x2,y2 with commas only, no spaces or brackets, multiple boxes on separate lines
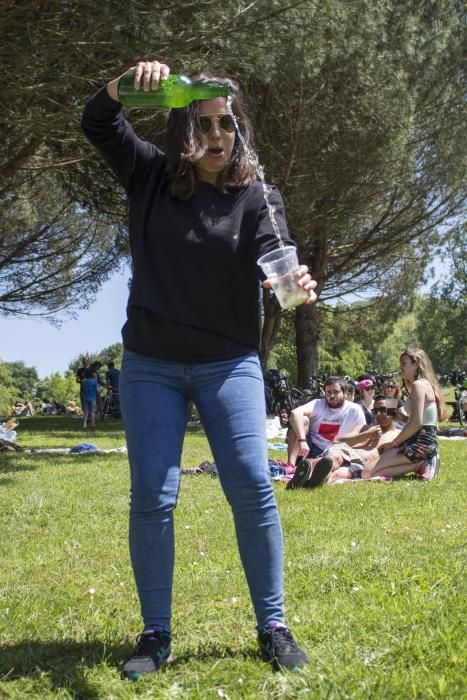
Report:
293,215,327,387
295,302,320,387
259,290,282,370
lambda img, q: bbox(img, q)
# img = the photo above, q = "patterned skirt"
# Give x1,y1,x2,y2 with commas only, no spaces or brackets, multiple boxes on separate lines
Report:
400,425,437,462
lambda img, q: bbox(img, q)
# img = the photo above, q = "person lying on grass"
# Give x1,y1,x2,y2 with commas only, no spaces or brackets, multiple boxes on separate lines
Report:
287,395,400,488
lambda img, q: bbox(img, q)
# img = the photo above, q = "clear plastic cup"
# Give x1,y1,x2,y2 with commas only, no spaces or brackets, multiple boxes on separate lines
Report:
385,398,399,415
257,246,308,309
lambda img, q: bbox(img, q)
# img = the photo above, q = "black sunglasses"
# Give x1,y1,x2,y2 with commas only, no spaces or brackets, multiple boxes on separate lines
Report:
198,114,236,134
372,406,397,416
387,384,396,389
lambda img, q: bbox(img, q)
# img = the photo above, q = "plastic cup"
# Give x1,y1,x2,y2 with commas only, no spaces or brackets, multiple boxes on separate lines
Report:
257,246,308,309
385,398,398,415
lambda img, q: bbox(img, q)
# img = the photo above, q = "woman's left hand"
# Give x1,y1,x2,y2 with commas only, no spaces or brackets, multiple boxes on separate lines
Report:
296,265,317,304
264,265,317,305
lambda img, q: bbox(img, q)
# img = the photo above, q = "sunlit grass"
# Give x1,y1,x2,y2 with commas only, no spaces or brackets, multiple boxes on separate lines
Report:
0,417,465,698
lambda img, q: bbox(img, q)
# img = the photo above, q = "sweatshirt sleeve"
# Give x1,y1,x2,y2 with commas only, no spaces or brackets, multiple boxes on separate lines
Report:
81,87,164,194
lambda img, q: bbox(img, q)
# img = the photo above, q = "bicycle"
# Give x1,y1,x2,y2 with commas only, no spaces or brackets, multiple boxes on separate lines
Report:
451,384,467,427
100,387,121,421
308,375,326,399
264,369,294,427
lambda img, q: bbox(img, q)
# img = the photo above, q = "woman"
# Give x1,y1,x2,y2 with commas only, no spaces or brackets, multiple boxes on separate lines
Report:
384,377,408,425
363,348,447,480
356,378,376,426
82,60,316,679
383,378,406,407
383,378,400,400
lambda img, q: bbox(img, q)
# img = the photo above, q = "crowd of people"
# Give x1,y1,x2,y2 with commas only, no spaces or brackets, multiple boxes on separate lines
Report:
285,347,447,488
9,358,121,425
75,356,121,428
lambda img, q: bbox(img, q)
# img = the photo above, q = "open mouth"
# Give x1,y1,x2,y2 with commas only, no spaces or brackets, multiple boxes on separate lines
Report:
207,148,224,156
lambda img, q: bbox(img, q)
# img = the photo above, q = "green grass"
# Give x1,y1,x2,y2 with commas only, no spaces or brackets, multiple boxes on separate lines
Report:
0,417,465,699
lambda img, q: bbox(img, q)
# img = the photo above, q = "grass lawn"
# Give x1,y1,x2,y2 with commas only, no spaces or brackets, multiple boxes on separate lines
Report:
0,416,465,699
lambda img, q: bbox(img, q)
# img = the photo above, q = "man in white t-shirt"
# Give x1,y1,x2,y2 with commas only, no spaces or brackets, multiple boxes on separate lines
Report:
287,377,368,464
287,395,401,489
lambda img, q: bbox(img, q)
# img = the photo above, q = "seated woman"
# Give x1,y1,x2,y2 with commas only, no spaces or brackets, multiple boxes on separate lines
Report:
383,378,403,405
356,378,376,426
362,348,447,480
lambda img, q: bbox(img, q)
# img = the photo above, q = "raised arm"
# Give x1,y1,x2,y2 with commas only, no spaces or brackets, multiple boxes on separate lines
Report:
81,60,170,192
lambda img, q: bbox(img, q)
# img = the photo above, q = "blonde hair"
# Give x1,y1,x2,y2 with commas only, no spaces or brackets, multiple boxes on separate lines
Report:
400,347,448,422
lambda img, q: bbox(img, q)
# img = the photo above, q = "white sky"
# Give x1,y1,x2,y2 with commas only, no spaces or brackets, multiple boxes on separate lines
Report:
0,270,130,378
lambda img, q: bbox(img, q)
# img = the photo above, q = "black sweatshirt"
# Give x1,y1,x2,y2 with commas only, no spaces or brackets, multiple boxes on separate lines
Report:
81,88,296,362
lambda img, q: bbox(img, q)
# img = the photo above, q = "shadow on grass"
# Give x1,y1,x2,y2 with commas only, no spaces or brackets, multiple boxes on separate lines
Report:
0,457,38,475
16,416,125,435
0,639,124,696
0,639,258,692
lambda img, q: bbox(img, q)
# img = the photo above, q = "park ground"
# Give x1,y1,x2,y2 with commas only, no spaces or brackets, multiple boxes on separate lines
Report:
0,417,465,699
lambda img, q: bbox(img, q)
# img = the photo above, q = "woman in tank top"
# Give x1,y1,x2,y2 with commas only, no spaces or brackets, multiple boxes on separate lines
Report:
362,347,447,480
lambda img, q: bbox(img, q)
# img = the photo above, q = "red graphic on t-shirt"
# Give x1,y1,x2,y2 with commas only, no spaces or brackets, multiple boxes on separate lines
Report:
318,423,340,442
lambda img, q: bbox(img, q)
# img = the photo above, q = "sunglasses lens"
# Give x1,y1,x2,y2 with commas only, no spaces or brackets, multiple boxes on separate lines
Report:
219,114,235,132
199,115,236,134
199,116,212,134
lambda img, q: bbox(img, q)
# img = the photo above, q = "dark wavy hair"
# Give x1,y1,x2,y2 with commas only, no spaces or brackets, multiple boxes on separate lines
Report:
165,74,257,200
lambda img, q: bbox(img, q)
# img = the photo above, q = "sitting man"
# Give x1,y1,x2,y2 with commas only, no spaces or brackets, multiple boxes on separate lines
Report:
287,376,369,465
287,395,401,488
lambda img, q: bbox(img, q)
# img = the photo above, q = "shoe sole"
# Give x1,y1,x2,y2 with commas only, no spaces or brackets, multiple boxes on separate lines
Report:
419,455,440,481
271,658,307,673
123,654,173,681
285,459,314,489
306,457,333,488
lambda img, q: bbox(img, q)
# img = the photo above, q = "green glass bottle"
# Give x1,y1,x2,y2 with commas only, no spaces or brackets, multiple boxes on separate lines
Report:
117,74,230,108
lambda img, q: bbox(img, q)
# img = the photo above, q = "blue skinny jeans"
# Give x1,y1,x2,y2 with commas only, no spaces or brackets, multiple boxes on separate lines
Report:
119,350,284,633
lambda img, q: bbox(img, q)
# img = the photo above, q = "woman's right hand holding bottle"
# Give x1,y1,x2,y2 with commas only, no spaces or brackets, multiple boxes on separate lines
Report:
107,61,171,102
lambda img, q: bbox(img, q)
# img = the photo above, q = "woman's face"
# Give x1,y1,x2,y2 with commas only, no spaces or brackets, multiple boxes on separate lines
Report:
363,386,375,403
385,382,397,397
400,354,418,381
195,98,236,184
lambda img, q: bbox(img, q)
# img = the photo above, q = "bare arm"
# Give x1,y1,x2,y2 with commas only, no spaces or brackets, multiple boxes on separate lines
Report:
380,380,427,451
289,402,314,460
335,424,381,447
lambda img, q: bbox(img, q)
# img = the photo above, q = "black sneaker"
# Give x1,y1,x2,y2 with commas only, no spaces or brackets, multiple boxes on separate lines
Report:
285,457,314,489
122,629,172,681
258,625,309,671
307,456,333,488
